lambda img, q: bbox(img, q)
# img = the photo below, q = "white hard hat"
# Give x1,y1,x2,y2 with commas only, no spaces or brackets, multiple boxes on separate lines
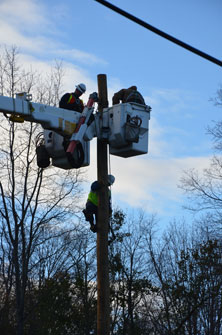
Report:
108,174,115,186
76,83,86,93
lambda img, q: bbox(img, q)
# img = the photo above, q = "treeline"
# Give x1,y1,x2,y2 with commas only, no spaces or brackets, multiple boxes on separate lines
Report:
1,208,222,335
1,45,222,334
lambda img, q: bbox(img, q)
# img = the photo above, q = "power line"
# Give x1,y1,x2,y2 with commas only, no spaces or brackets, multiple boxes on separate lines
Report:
94,0,222,67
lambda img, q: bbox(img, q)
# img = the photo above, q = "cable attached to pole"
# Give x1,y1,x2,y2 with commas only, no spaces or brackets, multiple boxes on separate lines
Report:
94,0,222,67
107,144,116,244
108,144,113,215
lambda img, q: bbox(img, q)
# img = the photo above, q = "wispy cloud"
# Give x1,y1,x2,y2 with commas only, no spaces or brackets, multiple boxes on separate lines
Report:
57,49,108,66
146,87,199,117
0,0,107,67
84,139,211,217
0,22,60,54
0,0,47,29
110,155,210,209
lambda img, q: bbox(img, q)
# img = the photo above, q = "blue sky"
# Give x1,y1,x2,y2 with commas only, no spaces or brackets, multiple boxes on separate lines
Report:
0,0,221,225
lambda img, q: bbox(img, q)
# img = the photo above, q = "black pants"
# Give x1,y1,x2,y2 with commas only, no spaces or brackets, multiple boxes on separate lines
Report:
85,201,98,225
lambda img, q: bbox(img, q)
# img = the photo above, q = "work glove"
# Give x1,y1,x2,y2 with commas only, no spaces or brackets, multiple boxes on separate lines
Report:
89,92,99,102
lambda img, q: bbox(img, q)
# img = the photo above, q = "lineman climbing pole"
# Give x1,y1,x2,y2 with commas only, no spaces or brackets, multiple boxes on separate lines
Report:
96,74,110,335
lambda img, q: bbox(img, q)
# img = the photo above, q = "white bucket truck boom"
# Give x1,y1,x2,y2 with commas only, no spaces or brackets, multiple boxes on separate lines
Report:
0,92,151,170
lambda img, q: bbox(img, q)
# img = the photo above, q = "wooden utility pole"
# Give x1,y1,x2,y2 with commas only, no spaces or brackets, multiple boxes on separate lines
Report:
96,74,110,335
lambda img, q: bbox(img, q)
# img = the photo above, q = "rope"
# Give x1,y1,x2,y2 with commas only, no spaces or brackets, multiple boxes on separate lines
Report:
107,145,116,243
108,144,112,207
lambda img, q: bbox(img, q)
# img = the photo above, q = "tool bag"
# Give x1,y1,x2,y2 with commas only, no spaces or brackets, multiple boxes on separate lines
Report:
36,144,50,168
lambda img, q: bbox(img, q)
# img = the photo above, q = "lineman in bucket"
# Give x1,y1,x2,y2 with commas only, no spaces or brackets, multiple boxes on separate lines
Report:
83,175,115,233
59,83,86,113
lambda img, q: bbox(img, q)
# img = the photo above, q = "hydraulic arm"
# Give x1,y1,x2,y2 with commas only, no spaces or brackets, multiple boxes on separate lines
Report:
0,92,83,136
0,92,151,170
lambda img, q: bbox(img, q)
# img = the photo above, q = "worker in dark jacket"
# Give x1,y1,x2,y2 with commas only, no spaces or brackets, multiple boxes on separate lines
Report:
112,85,145,105
59,83,86,113
82,175,115,233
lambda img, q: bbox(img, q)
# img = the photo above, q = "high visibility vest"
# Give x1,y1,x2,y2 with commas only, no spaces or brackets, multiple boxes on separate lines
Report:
67,94,75,104
87,189,111,207
87,191,98,206
67,94,84,111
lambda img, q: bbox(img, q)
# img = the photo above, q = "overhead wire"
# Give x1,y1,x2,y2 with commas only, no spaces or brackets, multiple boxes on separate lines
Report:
94,0,222,67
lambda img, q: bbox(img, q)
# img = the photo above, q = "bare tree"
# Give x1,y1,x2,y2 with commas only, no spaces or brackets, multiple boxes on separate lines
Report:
140,214,222,335
0,45,85,335
210,85,222,107
109,210,154,335
180,89,222,231
34,59,65,105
